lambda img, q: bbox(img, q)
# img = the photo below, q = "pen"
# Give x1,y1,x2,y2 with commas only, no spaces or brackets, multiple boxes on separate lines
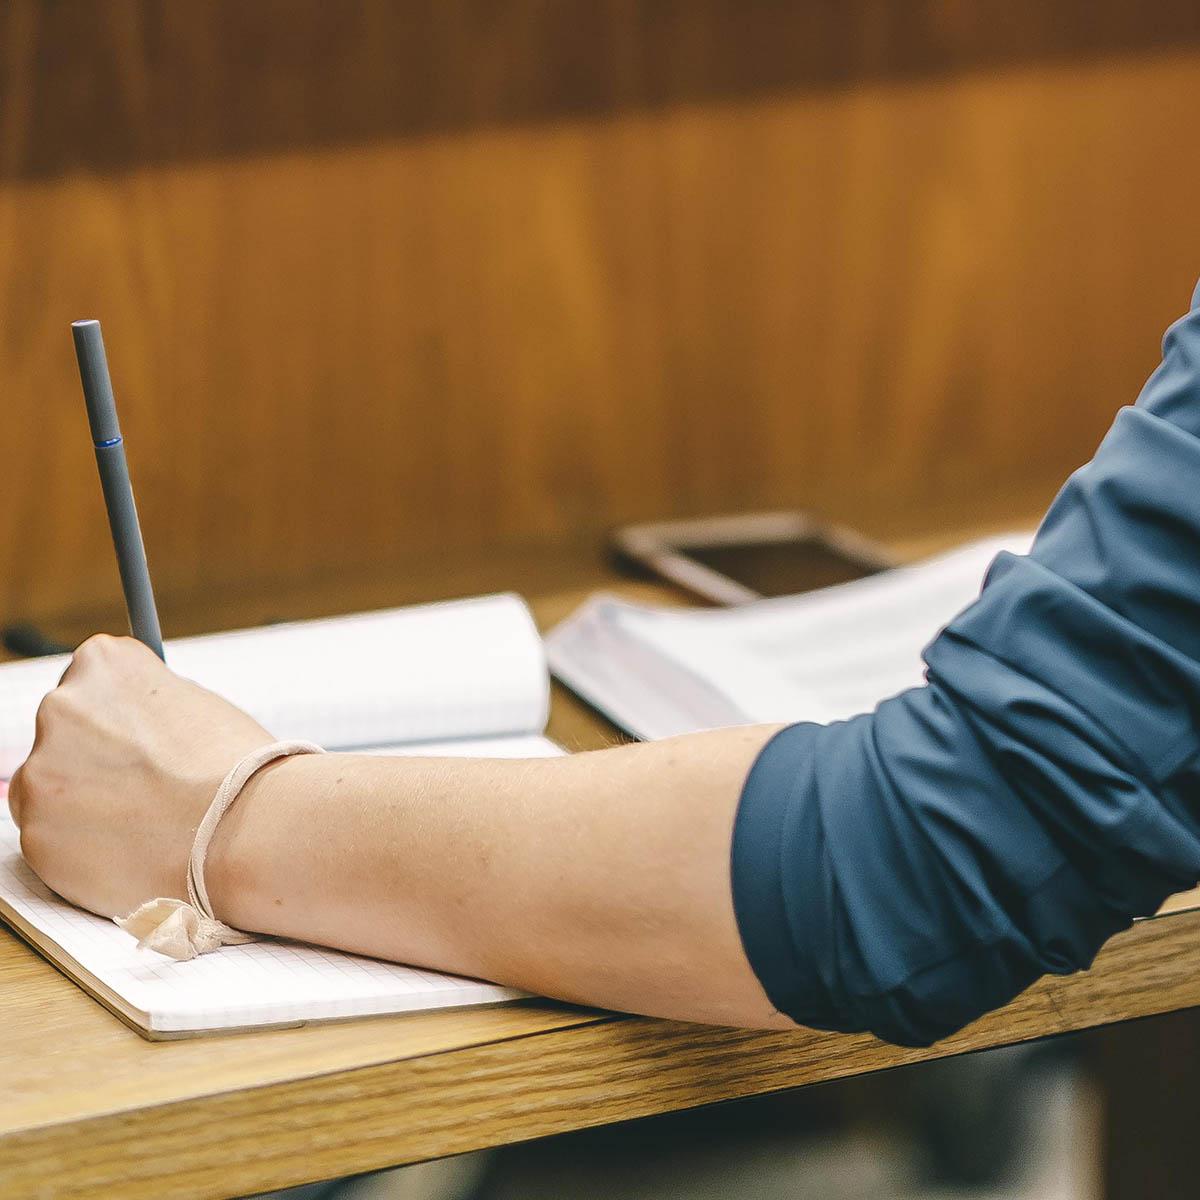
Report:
71,319,165,660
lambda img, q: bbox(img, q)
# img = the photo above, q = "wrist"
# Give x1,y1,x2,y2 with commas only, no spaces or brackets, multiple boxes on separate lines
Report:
205,754,317,935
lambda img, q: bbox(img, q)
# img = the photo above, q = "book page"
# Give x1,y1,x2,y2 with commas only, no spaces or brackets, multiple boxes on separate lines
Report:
0,734,560,1036
548,534,1032,739
0,594,550,778
363,733,562,759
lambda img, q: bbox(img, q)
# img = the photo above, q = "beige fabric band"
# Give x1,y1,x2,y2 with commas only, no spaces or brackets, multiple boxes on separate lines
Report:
115,739,324,961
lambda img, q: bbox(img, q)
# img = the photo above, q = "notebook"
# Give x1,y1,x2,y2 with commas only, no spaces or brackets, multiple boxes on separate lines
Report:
0,593,558,1038
546,533,1034,740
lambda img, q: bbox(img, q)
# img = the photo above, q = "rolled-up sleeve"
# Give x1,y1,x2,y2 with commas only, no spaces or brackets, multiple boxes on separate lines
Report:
732,280,1200,1047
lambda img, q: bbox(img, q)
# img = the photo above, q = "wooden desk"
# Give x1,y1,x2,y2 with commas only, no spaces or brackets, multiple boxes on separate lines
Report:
3,554,1200,1199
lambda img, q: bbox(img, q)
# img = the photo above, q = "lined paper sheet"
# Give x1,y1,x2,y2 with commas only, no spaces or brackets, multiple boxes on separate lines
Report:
547,533,1033,740
0,734,558,1036
0,594,550,777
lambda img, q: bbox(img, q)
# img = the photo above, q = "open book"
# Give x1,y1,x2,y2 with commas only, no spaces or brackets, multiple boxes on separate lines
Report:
0,593,556,1038
547,534,1034,740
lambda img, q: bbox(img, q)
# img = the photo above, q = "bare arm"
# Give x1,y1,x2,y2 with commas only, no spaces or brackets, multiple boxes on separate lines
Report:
7,635,789,1027
212,731,788,1025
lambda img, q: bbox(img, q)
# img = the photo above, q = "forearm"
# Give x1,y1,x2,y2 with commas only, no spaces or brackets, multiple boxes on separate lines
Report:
207,724,791,1026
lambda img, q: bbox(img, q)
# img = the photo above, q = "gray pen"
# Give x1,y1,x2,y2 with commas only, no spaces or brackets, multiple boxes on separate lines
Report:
71,319,165,660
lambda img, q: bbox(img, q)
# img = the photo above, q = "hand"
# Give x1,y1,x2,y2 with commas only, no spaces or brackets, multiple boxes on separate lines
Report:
7,635,274,918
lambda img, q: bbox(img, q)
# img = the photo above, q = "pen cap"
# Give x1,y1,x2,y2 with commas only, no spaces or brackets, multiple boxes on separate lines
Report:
71,319,122,445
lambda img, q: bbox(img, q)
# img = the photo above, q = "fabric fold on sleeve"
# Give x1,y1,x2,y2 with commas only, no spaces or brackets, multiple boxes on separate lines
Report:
732,280,1200,1046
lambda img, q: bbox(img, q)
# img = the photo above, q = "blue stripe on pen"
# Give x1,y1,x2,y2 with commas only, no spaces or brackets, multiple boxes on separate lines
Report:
93,436,123,448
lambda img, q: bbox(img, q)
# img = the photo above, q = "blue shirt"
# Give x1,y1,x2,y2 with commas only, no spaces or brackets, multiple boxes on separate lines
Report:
731,280,1200,1046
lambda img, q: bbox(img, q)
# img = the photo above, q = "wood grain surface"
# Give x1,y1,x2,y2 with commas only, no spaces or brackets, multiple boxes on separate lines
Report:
3,1,1200,626
4,878,1200,1197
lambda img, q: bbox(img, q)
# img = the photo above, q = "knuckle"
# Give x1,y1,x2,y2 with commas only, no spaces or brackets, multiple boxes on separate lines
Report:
75,633,119,662
34,689,61,734
6,767,23,825
34,685,76,731
77,632,157,676
12,763,65,860
11,758,42,811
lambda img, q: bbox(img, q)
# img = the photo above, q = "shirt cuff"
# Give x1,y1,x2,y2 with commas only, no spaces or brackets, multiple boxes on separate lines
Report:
730,722,841,1031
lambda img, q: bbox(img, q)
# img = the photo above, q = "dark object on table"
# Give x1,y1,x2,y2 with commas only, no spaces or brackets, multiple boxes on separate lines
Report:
1,623,71,658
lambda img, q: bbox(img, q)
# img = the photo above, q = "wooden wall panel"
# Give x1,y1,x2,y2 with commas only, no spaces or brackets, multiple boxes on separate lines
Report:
2,2,1200,624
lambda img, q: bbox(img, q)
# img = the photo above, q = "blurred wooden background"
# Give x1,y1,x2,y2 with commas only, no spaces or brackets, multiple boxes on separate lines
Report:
4,0,1200,624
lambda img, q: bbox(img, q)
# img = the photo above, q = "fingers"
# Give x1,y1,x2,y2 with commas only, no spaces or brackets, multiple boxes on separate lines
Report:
19,689,69,824
26,633,169,774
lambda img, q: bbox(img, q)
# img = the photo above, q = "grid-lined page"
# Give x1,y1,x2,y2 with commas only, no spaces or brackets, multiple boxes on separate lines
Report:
0,735,558,1035
0,593,550,778
548,533,1033,740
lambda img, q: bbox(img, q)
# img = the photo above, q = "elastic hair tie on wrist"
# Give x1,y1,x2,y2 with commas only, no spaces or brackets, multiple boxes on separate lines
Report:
115,739,324,961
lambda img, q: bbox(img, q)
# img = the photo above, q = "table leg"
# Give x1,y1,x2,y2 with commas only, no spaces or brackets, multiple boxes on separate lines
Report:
1092,1007,1200,1200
